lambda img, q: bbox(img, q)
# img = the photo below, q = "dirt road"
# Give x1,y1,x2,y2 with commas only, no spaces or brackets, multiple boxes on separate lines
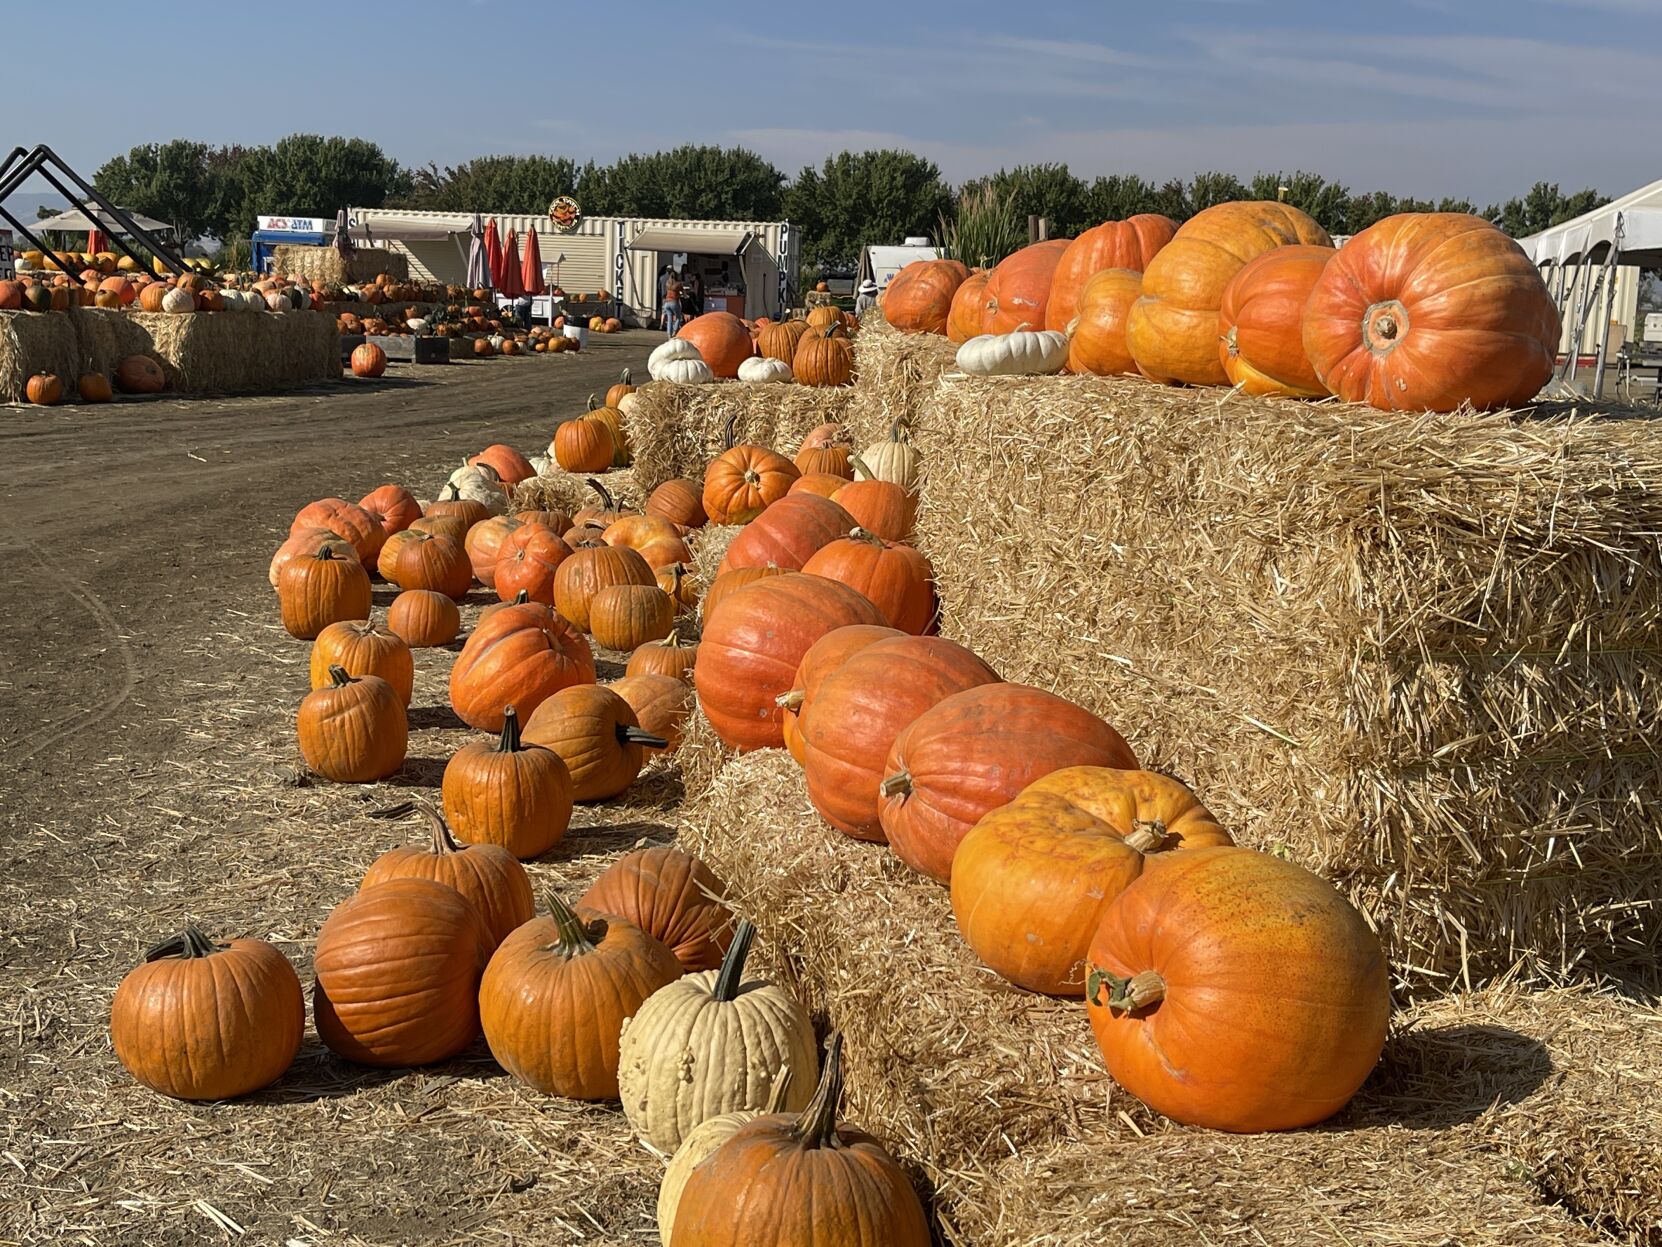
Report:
0,334,675,1246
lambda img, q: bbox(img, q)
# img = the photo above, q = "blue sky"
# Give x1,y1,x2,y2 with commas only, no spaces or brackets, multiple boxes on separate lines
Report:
14,0,1656,207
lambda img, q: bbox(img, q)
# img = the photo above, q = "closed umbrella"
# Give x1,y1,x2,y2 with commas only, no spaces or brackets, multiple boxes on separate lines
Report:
465,213,489,290
334,207,354,257
86,225,108,256
520,228,546,296
483,218,505,290
499,229,525,299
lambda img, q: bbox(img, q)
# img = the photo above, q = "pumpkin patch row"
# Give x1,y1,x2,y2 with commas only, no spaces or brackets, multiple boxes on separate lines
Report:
646,306,858,388
884,205,1560,413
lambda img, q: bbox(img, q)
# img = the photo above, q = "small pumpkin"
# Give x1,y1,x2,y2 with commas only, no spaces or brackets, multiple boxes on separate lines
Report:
313,877,489,1067
703,443,800,526
737,354,793,383
801,529,936,635
608,673,692,752
361,802,534,951
24,373,64,406
552,543,655,632
76,373,113,403
646,477,707,530
1086,845,1390,1132
442,705,573,860
279,545,371,639
387,588,461,647
618,920,817,1152
853,423,920,492
479,891,684,1098
350,342,387,378
114,354,166,394
793,443,852,479
604,367,636,407
308,618,414,706
449,600,596,731
554,415,614,474
271,528,355,590
1066,268,1146,376
578,846,733,973
589,583,675,652
110,926,303,1100
522,685,666,801
756,318,810,364
296,665,407,782
657,561,701,612
493,525,575,605
626,630,698,682
392,530,472,600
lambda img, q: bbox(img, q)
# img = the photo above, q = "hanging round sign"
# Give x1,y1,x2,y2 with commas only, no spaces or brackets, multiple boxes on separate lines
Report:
548,196,581,234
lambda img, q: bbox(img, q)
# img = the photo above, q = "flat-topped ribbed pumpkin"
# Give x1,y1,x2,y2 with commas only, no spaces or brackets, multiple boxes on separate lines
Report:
449,600,595,731
717,493,856,574
361,803,533,951
1217,244,1335,398
1045,214,1177,332
882,258,969,335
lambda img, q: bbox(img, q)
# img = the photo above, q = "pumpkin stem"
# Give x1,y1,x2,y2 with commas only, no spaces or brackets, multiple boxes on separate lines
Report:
317,545,343,564
712,918,755,1003
587,393,600,410
879,770,912,799
849,527,884,547
616,723,670,749
887,419,910,445
546,890,598,958
512,589,531,605
497,705,525,753
776,689,804,712
723,412,738,450
766,1066,795,1113
143,924,225,962
416,800,463,855
618,367,631,385
1086,967,1166,1013
793,1032,845,1150
585,478,616,512
1124,820,1168,853
849,453,876,481
326,664,355,688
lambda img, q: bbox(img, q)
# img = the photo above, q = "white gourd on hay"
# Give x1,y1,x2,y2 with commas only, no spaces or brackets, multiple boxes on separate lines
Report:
657,357,715,385
854,422,922,492
648,338,704,381
616,920,815,1153
441,462,508,514
737,355,793,384
161,286,195,315
956,325,1069,376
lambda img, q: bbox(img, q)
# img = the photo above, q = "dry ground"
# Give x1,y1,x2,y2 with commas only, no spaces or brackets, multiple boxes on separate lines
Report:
0,335,675,1247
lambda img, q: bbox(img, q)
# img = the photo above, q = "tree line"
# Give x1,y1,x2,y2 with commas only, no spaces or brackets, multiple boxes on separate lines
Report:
83,136,1610,274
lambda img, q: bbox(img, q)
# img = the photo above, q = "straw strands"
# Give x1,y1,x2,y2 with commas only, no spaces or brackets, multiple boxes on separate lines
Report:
126,311,340,395
271,244,407,286
0,309,81,401
844,314,960,444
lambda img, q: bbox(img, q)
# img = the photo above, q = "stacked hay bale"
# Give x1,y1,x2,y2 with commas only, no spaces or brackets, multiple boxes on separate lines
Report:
844,314,959,443
271,244,407,287
0,310,82,401
131,310,338,394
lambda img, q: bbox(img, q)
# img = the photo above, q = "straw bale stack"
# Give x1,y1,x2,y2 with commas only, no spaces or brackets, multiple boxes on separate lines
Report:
896,374,1662,990
0,310,82,401
129,310,338,394
271,244,406,286
512,468,647,519
845,315,959,444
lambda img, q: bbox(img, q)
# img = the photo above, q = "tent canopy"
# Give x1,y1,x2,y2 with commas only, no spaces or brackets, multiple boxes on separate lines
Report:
625,225,752,255
1520,178,1662,269
347,212,459,243
33,205,173,235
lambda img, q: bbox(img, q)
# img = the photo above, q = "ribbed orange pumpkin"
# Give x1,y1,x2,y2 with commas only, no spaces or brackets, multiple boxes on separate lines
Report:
703,445,799,525
25,373,63,405
114,353,166,394
442,704,573,859
554,417,613,473
470,443,536,488
449,601,596,731
951,768,1232,995
626,630,698,682
392,531,472,600
358,484,422,537
777,624,904,765
1066,269,1146,376
1217,244,1335,398
1045,214,1177,332
793,444,853,479
646,478,707,529
521,684,667,801
883,259,969,335
296,666,407,782
981,239,1070,334
493,525,574,605
800,636,999,840
553,544,655,632
387,588,461,646
308,618,414,706
657,561,700,612
1085,846,1389,1131
800,530,936,635
756,318,810,364
350,343,387,378
830,478,917,544
589,584,675,652
792,325,853,387
291,498,384,567
880,684,1137,883
425,490,491,531
464,515,523,585
1302,212,1559,412
700,565,793,623
578,846,733,973
678,311,755,378
608,673,691,752
717,493,856,574
1127,201,1330,386
271,529,354,589
279,545,371,639
697,574,888,752
361,804,534,951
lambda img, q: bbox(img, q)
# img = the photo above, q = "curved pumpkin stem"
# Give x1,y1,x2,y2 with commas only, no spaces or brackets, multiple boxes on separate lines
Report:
776,689,804,712
879,770,912,799
1123,820,1168,853
723,412,738,451
316,545,346,565
849,453,877,481
414,799,464,856
497,705,526,754
1086,967,1166,1013
712,918,755,1003
511,589,531,605
617,367,632,386
545,890,598,958
585,478,616,512
848,527,884,547
616,723,670,750
766,1065,794,1113
326,664,355,688
144,924,226,962
587,393,600,410
793,1031,845,1150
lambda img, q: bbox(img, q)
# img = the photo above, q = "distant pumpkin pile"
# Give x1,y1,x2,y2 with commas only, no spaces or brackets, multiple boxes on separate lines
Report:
643,304,859,388
884,204,1559,412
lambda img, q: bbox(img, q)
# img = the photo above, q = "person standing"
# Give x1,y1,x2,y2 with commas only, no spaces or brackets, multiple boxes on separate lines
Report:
662,269,684,335
855,278,879,317
687,266,705,318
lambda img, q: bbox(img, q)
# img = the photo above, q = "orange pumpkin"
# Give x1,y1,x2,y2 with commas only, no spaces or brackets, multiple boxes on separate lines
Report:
703,444,800,525
980,239,1070,334
442,704,573,860
357,484,420,539
717,493,856,574
308,618,414,706
464,515,524,587
677,311,755,378
386,588,461,647
554,416,613,473
793,444,852,479
645,478,707,529
291,497,384,567
1127,201,1330,386
494,525,574,605
608,673,692,753
790,472,851,501
882,259,969,335
279,546,371,639
792,326,853,387
470,443,536,488
951,768,1233,995
700,565,793,622
577,846,733,973
777,624,903,765
449,601,596,731
24,373,63,406
800,530,936,635
756,319,810,365
1302,212,1559,412
1045,214,1177,332
553,543,655,632
1065,269,1146,376
828,479,916,544
295,666,407,782
1217,245,1335,398
1085,846,1389,1131
392,531,472,600
76,373,113,403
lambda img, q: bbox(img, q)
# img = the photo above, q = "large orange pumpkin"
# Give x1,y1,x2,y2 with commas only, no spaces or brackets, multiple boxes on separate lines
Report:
799,530,935,635
980,239,1070,334
1127,201,1330,386
700,565,794,623
449,601,596,731
1085,845,1390,1132
703,444,799,525
777,624,903,765
880,684,1136,883
494,525,574,604
463,515,523,586
1045,215,1177,332
716,493,856,574
882,259,969,335
945,272,991,344
358,484,422,537
951,768,1232,996
646,477,707,529
1301,212,1559,412
697,574,888,752
114,353,166,394
578,846,733,973
1217,244,1335,398
799,636,1000,840
677,311,755,378
1065,269,1146,376
470,443,536,488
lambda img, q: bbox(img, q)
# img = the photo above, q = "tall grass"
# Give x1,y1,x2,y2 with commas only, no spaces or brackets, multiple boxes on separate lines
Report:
939,185,1025,269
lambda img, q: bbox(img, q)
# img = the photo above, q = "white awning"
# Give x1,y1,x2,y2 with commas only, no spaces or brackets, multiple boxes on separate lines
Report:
348,213,461,243
1520,178,1662,268
625,225,752,255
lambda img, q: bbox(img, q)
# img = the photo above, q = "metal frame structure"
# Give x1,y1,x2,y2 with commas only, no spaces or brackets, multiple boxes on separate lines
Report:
0,143,188,280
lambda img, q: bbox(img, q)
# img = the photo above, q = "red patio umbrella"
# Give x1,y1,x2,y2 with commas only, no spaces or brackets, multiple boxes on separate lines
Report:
87,225,108,256
482,217,504,290
499,229,525,299
520,228,547,296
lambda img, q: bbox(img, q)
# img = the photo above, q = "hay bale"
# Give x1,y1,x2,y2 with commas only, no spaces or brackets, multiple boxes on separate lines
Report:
271,244,407,287
624,380,859,492
905,375,1662,990
0,310,81,401
77,306,158,377
129,310,338,394
689,523,740,590
845,315,958,446
512,468,646,518
679,751,1662,1246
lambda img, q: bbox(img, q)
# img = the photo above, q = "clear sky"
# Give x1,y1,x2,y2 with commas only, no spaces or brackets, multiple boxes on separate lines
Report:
12,0,1655,205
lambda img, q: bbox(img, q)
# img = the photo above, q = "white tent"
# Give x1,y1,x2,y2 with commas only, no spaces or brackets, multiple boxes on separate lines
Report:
1519,179,1662,394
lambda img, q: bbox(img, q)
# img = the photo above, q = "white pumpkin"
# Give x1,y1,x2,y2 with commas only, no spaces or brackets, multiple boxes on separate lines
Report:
648,337,703,380
616,391,642,420
528,454,554,477
406,317,430,335
440,462,507,514
160,286,195,315
488,334,506,350
656,357,714,386
854,423,921,492
264,290,289,313
617,921,816,1153
656,1073,799,1246
955,326,1069,376
737,355,792,384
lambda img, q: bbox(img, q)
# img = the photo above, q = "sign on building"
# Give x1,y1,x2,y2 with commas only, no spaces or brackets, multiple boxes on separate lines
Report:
256,215,327,234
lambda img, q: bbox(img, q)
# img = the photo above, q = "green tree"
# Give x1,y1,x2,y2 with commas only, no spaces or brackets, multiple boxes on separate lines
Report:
959,164,1091,238
399,155,578,214
92,140,220,240
235,134,409,229
1245,170,1350,234
1488,182,1608,237
577,146,785,221
785,150,953,271
1085,175,1166,222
